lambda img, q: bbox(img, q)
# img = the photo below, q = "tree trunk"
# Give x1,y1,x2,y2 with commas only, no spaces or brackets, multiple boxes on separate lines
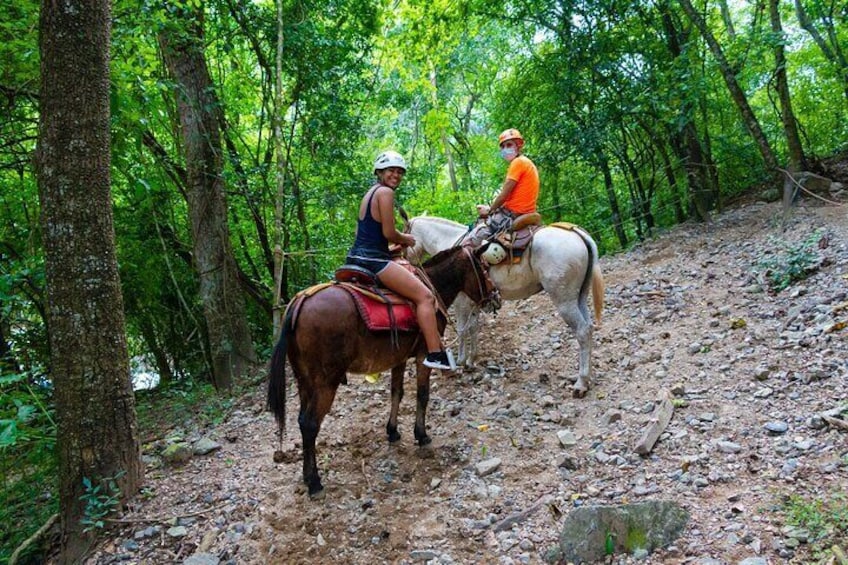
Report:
717,0,736,38
429,69,458,192
0,307,19,372
550,164,563,222
158,2,256,389
698,87,722,212
794,0,848,106
660,2,715,221
770,0,806,171
36,0,142,561
597,152,628,249
138,313,175,388
677,0,780,173
443,129,459,192
617,124,656,236
677,122,714,221
656,139,687,223
272,0,286,338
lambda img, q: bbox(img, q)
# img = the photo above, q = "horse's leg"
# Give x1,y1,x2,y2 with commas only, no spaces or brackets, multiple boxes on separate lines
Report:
298,380,340,496
465,306,481,367
454,294,480,368
386,363,405,443
413,359,432,446
555,299,593,398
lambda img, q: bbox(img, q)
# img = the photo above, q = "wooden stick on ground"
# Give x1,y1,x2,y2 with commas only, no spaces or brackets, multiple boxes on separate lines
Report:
832,544,848,565
633,389,675,456
491,494,554,532
822,415,848,431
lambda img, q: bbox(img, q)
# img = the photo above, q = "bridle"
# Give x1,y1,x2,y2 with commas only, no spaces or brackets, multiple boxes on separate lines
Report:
402,220,500,313
463,246,500,311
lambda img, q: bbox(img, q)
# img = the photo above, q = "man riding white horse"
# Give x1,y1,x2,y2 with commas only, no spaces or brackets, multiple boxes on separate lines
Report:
470,128,539,264
402,129,605,397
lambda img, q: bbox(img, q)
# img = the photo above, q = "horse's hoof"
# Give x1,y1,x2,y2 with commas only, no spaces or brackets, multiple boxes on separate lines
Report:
307,482,325,499
572,388,588,399
274,450,299,464
387,431,401,443
417,435,432,446
416,445,435,459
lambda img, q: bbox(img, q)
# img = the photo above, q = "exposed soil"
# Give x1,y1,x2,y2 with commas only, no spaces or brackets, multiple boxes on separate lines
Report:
85,196,848,565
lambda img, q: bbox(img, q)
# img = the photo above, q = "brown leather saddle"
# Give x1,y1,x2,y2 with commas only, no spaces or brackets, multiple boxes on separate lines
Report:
332,261,420,335
492,212,543,263
285,265,418,349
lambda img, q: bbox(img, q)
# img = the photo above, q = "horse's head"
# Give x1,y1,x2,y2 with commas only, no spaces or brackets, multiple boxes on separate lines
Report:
465,246,501,313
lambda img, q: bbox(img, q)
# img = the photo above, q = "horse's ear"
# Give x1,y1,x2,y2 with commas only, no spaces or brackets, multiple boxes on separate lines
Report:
473,241,489,259
397,205,410,224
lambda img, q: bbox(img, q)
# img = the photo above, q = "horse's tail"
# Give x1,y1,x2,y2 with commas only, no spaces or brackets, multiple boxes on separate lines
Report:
574,227,605,325
267,305,295,440
591,262,605,325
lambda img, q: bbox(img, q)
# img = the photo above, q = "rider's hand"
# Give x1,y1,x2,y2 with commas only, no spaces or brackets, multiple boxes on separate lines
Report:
403,233,416,247
476,204,491,218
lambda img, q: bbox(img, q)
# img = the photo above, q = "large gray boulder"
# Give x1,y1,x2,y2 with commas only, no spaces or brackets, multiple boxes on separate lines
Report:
554,500,689,563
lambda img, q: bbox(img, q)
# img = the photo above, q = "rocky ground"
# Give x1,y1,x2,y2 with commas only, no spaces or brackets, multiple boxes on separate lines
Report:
85,197,847,565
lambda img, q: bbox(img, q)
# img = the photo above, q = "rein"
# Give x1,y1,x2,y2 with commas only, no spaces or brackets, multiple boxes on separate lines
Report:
412,264,451,322
462,246,492,308
407,247,494,343
453,227,472,249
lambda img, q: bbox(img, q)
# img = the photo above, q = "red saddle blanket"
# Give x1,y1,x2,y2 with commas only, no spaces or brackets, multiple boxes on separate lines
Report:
337,284,418,332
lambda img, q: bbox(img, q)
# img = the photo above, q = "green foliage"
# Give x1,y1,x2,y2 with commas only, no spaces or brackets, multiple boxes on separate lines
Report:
782,492,848,555
757,230,825,292
135,378,235,437
81,472,126,533
0,370,57,565
0,370,55,449
624,525,647,551
605,531,615,555
4,0,845,561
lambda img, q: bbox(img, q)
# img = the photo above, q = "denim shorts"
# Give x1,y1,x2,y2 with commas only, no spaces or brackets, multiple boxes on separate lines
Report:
345,249,391,275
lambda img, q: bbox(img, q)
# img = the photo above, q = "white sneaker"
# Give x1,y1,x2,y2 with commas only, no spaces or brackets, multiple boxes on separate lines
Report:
423,351,453,370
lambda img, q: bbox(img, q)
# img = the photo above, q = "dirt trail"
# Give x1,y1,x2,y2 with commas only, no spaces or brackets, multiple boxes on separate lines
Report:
87,199,848,565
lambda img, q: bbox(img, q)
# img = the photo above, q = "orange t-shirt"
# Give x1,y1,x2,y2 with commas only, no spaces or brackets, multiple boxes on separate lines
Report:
501,154,539,214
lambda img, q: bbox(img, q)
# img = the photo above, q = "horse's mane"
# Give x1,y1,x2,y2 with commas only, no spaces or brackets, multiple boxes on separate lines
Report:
411,215,466,229
422,245,462,268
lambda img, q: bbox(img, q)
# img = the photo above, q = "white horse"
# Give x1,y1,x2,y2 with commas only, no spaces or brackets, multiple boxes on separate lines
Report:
405,216,604,398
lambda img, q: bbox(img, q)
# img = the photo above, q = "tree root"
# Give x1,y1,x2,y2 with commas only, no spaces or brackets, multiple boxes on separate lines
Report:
9,512,58,565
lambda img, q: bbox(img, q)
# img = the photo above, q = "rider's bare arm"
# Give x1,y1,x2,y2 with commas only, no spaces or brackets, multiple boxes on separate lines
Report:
375,187,415,246
479,178,517,217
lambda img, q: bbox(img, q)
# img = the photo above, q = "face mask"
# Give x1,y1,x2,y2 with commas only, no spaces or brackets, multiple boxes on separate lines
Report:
500,147,517,160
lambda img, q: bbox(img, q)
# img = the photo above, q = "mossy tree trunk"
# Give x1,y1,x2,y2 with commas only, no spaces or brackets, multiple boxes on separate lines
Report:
36,0,142,560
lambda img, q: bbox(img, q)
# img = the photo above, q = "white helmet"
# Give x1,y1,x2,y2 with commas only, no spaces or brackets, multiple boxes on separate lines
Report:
481,241,507,265
373,150,407,173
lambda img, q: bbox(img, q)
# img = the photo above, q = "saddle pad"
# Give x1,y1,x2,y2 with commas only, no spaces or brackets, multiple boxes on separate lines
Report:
337,284,418,332
287,282,333,329
550,221,578,231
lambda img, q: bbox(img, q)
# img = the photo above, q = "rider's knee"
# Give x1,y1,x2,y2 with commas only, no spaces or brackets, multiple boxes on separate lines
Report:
415,289,436,309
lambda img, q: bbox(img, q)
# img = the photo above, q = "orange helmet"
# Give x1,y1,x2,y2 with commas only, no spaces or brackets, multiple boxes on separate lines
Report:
498,128,524,146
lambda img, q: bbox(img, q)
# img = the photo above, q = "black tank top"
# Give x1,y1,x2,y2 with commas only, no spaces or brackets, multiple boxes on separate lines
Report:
350,186,390,258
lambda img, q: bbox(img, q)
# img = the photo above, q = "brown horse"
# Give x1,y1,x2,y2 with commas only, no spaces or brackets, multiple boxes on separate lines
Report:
267,245,500,496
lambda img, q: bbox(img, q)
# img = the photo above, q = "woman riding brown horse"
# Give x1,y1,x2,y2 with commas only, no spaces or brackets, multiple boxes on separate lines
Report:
267,245,500,497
